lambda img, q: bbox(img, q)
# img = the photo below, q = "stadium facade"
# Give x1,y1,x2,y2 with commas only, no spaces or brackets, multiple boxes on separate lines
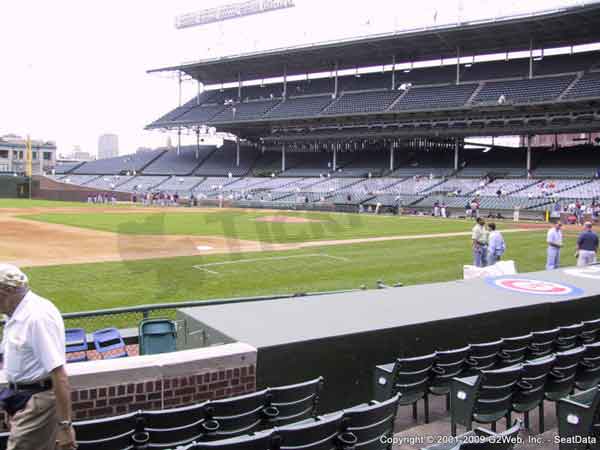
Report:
44,3,600,216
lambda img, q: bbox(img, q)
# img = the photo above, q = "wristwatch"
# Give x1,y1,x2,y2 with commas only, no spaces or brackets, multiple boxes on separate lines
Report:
58,420,72,428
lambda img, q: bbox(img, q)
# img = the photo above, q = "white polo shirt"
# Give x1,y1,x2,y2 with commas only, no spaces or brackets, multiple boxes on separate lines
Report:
2,291,65,383
547,228,563,248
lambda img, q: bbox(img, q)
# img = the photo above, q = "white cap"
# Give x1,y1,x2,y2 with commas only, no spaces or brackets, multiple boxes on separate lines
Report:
0,264,28,288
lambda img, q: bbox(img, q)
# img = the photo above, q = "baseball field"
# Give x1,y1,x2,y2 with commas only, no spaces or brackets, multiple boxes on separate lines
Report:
0,199,582,314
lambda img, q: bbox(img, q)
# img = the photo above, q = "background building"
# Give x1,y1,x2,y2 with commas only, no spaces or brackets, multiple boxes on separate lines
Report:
98,134,119,159
0,134,57,175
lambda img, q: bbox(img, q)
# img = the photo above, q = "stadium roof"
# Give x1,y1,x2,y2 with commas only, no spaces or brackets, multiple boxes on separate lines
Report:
149,3,600,85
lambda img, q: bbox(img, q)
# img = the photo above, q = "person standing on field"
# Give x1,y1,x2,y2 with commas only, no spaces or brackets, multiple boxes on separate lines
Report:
576,222,598,267
471,217,488,267
487,223,506,266
546,222,563,270
0,264,76,450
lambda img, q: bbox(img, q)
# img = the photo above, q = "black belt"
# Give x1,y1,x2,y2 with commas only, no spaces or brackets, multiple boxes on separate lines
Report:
8,379,52,392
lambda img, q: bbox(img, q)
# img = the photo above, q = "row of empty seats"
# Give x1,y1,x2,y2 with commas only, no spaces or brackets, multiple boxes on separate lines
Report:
374,317,600,435
150,51,600,127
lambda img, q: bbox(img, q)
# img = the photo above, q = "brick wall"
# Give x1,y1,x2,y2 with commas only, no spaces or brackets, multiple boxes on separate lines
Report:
70,364,256,421
0,343,257,429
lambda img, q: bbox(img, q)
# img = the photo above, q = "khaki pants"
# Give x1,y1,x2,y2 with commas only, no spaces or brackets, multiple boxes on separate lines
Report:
7,390,56,450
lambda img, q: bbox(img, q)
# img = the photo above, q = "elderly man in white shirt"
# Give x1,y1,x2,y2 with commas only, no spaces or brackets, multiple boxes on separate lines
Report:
546,223,563,270
0,264,75,450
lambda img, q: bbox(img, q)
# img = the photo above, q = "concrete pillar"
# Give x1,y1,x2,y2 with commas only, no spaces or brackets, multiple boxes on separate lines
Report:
391,56,396,90
197,80,202,105
281,144,286,172
389,143,394,171
334,62,339,98
456,47,460,85
454,139,460,170
238,72,242,101
332,147,337,171
529,39,533,79
196,129,200,159
236,138,240,167
526,135,532,177
177,128,181,156
283,65,287,100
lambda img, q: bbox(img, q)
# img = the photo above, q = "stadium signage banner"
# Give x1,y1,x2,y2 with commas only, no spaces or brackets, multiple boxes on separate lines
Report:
485,277,584,296
175,0,295,29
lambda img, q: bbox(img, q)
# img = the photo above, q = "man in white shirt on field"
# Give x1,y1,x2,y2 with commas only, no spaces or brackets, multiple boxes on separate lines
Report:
546,222,563,270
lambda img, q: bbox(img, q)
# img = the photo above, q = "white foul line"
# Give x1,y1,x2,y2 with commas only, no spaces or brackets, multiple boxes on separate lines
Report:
192,253,350,275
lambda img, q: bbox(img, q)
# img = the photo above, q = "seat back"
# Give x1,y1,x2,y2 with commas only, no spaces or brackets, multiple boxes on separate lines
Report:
557,387,600,448
276,412,348,450
92,327,128,359
578,342,600,389
468,340,503,371
75,411,146,450
529,328,559,358
556,323,584,351
474,366,521,417
431,346,471,389
500,334,532,366
342,395,400,450
65,328,88,362
142,402,207,448
184,429,275,450
581,318,600,344
139,319,177,356
546,346,586,400
265,377,323,427
513,355,555,407
464,420,521,450
203,390,269,440
393,353,436,401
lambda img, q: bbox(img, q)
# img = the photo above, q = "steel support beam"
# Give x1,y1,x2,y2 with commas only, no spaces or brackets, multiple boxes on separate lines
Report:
456,47,460,85
526,135,532,177
454,138,460,170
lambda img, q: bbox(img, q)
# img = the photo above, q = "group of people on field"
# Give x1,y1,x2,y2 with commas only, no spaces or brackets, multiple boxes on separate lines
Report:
470,217,599,269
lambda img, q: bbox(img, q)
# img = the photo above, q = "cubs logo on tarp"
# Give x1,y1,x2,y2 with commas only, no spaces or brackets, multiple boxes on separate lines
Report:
563,266,600,280
486,277,583,296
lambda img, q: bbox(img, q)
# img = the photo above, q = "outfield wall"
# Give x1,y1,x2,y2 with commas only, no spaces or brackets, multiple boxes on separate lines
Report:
32,175,130,202
0,343,256,428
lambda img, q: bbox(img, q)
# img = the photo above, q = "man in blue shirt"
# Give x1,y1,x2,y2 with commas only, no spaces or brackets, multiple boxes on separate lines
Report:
576,222,599,267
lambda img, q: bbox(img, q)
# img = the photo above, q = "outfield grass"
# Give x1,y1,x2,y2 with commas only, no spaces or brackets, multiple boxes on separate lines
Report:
24,230,572,314
24,210,486,243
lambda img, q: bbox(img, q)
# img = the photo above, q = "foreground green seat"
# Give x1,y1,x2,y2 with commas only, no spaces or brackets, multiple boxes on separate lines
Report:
556,386,600,450
422,420,521,450
139,318,177,355
450,365,521,436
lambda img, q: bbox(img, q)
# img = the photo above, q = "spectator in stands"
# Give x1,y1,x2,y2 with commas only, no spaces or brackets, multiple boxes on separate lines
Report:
471,217,488,267
487,223,506,266
576,222,598,267
546,222,563,270
0,264,76,450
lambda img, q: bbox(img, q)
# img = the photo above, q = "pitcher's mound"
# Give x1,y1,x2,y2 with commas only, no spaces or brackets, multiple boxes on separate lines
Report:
255,215,323,224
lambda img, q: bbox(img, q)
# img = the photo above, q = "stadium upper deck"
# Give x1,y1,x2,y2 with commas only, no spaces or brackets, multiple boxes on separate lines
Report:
148,3,600,141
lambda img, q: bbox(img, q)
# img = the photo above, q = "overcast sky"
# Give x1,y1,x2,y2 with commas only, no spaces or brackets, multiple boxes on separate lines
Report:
0,0,592,157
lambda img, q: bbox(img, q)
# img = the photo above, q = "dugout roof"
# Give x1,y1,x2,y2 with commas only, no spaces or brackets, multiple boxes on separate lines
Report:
149,3,600,85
